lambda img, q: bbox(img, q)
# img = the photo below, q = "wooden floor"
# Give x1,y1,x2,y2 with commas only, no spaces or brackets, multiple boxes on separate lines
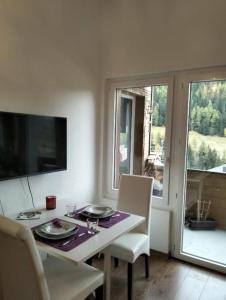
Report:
91,252,226,300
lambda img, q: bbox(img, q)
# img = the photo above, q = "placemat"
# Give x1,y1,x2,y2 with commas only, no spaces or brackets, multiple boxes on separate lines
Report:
32,218,98,252
66,206,130,228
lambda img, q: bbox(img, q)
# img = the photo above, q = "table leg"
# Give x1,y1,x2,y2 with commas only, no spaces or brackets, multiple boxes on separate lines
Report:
103,246,111,300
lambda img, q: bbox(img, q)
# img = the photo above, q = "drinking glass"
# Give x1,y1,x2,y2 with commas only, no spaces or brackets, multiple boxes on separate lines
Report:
86,218,98,234
65,203,77,217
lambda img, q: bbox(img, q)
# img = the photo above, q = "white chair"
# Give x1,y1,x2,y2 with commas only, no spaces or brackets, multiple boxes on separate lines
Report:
110,174,153,300
0,215,104,300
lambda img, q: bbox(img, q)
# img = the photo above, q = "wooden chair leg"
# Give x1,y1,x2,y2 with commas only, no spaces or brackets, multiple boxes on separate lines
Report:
128,263,134,300
114,257,119,268
144,254,149,278
95,284,103,300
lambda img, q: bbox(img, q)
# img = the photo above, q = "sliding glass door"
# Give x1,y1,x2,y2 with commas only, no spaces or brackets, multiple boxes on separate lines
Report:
105,68,226,273
174,71,226,272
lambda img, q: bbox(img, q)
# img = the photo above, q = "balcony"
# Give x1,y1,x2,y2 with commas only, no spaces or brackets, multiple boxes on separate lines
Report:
183,170,226,265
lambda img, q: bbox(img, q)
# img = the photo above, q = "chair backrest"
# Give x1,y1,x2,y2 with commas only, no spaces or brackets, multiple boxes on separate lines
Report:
0,216,50,300
117,175,153,235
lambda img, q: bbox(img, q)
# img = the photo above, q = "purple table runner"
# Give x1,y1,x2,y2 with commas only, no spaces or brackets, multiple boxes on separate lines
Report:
66,206,130,228
32,218,98,252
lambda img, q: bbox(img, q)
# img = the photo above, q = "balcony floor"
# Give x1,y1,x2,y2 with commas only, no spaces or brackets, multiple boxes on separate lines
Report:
183,227,226,265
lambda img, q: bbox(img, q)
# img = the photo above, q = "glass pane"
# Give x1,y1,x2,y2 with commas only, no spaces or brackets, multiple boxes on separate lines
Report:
182,80,226,265
145,85,168,197
187,81,226,171
119,97,132,175
113,85,169,200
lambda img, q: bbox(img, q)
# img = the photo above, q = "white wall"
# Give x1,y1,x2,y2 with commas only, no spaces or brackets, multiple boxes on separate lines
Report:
0,0,101,216
100,0,226,77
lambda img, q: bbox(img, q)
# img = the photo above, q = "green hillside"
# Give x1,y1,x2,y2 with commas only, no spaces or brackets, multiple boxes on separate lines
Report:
152,127,226,155
188,130,226,154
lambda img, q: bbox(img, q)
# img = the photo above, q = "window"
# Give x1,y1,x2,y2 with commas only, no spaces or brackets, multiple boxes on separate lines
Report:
109,79,173,204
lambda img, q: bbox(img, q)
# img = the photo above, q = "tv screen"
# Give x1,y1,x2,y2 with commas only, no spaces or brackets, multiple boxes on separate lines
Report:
0,111,67,181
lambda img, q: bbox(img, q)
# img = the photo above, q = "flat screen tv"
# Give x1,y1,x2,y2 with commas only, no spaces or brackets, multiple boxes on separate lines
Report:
0,111,67,181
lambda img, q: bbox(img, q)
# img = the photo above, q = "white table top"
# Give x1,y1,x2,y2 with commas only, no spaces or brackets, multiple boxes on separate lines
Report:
19,202,145,263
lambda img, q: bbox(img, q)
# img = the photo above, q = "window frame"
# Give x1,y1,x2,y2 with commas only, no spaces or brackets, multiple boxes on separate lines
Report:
103,75,174,208
113,90,136,188
172,67,226,273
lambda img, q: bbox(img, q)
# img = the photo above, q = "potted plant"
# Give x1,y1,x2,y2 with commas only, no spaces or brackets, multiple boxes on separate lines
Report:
189,199,217,230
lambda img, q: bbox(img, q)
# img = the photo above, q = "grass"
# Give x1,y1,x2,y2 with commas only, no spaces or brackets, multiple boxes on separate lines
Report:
152,126,226,156
152,126,165,137
188,131,226,154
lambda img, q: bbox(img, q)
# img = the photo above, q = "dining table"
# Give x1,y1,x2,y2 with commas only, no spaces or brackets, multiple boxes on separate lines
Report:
17,201,145,300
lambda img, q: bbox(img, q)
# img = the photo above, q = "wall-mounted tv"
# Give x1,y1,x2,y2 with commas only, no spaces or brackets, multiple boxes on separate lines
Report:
0,111,67,181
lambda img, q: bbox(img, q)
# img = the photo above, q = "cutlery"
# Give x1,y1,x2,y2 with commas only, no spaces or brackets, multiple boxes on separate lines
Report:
103,213,120,221
112,214,120,218
60,232,85,246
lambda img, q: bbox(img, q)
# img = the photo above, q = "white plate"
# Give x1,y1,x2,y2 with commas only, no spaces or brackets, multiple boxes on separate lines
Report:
81,205,114,219
35,227,78,240
39,219,77,236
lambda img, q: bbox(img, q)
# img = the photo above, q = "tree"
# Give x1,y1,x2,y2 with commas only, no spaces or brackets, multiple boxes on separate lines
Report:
152,85,167,126
152,103,159,126
206,148,217,169
190,81,226,136
197,142,208,170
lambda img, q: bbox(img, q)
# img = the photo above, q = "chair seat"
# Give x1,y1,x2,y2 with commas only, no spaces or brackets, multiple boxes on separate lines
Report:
110,233,150,263
44,257,104,300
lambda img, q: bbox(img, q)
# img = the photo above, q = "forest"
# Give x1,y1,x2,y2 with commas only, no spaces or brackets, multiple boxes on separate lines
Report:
189,81,226,137
152,81,226,171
